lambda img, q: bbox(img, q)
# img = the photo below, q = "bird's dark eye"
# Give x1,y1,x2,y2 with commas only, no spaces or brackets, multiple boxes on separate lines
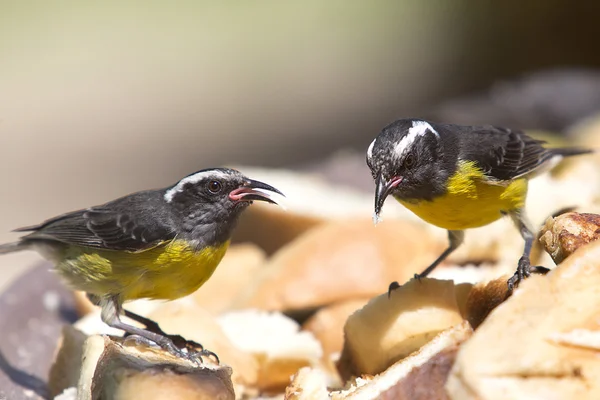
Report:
404,154,415,168
207,180,222,193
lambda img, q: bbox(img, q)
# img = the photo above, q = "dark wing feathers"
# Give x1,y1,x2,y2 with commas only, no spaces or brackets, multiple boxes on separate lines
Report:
459,126,553,181
17,192,175,252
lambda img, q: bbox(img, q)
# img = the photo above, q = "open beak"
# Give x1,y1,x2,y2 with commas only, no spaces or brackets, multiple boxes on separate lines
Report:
374,173,402,219
229,179,285,205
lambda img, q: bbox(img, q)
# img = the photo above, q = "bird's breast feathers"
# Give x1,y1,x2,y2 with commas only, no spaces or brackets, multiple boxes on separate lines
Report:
398,160,528,230
56,239,230,301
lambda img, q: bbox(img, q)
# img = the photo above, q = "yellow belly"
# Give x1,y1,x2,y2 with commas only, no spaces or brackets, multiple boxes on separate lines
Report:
56,239,230,302
398,161,528,230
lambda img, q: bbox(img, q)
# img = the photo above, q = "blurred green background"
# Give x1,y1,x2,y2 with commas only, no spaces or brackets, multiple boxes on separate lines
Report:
2,1,600,288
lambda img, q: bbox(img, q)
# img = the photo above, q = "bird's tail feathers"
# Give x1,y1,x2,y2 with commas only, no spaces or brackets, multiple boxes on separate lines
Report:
550,147,595,158
0,241,27,255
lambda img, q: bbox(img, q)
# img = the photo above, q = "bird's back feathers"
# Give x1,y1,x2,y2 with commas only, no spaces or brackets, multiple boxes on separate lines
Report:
442,123,592,182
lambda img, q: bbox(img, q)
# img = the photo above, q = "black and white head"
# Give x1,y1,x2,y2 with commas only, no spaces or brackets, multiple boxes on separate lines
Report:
163,168,284,239
366,119,455,219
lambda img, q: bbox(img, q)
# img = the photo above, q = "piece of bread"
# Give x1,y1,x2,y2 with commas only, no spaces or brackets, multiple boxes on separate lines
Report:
539,212,600,264
231,218,446,312
285,367,332,400
331,322,472,400
446,239,600,400
217,310,325,393
286,323,472,400
337,278,465,379
76,335,234,400
302,299,370,362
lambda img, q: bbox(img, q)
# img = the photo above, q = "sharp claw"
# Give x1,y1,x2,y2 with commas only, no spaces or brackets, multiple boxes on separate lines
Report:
387,281,400,298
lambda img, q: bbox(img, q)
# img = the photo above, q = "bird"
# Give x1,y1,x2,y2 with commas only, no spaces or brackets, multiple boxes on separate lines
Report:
0,167,284,361
366,118,593,293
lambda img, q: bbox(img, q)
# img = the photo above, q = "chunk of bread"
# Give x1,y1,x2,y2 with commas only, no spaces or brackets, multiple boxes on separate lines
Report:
446,239,600,400
286,322,472,400
338,278,465,379
217,310,325,392
76,335,234,400
539,212,600,264
231,219,446,312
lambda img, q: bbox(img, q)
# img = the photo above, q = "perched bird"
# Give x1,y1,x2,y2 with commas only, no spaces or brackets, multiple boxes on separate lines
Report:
0,167,284,361
366,118,592,292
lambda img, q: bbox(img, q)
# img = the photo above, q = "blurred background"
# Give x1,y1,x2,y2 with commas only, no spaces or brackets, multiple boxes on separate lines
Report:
2,0,600,290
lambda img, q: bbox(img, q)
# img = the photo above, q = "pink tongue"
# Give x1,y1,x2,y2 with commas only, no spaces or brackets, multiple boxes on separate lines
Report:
390,176,403,188
228,187,249,201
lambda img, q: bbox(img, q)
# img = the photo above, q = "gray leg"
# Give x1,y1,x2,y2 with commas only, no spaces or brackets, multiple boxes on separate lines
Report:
99,297,181,355
388,230,464,296
88,294,182,346
507,211,549,292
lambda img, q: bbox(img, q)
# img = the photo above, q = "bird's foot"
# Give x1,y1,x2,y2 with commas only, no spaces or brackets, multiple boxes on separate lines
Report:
122,314,219,364
123,334,219,366
507,257,550,293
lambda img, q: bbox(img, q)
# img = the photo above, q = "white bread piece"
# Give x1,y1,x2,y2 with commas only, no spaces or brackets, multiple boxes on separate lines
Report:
231,218,446,312
446,239,600,400
217,310,324,392
338,278,464,378
331,322,472,400
76,335,234,400
285,367,332,400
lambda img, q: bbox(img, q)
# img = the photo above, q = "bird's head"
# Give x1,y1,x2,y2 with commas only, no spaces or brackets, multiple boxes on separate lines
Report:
163,168,284,241
366,119,450,221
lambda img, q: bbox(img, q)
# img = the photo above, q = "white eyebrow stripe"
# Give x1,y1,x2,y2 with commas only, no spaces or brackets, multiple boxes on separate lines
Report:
394,120,438,158
164,170,230,202
367,138,376,159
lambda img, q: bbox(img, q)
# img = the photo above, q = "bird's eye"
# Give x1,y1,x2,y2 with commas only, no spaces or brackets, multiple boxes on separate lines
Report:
404,154,415,168
207,180,222,193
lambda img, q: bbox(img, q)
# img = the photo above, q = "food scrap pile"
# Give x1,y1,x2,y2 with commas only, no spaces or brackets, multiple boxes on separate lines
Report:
50,119,600,400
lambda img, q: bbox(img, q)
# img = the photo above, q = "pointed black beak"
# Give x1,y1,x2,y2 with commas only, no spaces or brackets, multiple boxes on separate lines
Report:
229,179,285,205
374,173,402,218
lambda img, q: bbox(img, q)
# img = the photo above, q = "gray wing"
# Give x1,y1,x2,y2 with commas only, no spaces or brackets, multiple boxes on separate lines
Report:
16,193,175,252
458,125,554,182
